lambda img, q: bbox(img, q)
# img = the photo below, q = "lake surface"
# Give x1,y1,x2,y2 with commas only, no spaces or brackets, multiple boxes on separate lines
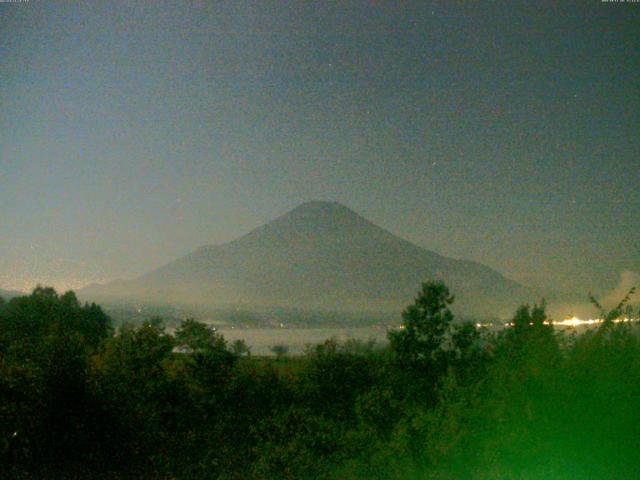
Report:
216,326,392,356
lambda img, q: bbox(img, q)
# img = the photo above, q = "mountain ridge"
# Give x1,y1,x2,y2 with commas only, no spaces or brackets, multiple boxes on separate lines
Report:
79,201,539,318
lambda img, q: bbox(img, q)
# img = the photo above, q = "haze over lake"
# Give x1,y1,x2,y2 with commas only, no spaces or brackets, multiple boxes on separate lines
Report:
216,326,389,356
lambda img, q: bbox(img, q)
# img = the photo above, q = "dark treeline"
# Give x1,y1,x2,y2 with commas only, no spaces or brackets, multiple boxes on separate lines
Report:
1,283,639,479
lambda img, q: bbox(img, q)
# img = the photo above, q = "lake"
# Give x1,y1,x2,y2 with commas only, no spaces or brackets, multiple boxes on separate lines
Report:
216,325,392,356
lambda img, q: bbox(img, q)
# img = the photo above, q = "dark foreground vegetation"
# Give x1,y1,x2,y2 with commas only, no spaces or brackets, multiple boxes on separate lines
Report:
1,284,638,479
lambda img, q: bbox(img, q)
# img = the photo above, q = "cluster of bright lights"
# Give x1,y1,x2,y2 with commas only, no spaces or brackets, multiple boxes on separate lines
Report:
475,322,493,328
402,317,639,332
466,317,639,330
499,316,639,328
550,316,638,327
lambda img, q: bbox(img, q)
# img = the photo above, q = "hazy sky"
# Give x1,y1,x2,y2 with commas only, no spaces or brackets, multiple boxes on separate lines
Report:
1,1,638,295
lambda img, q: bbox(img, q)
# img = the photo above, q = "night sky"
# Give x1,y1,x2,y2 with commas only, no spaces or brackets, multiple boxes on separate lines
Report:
1,1,638,296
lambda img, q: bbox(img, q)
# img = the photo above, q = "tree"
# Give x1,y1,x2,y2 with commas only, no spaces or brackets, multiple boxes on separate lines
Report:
0,287,113,473
173,319,236,392
450,321,485,382
0,286,112,354
388,281,454,368
231,339,251,357
92,319,176,472
174,318,222,352
511,302,549,336
503,301,559,365
270,344,289,359
301,338,376,422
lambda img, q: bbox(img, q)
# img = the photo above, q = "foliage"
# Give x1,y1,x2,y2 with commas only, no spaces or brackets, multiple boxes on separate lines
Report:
1,283,639,478
388,281,455,369
271,343,290,359
174,318,223,351
231,338,251,356
589,286,637,324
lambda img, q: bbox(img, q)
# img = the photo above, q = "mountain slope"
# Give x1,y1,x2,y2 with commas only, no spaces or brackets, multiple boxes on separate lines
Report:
0,289,24,301
80,201,534,317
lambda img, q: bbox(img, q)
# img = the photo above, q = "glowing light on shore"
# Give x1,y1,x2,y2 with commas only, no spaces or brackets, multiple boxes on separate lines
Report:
401,317,639,331
555,316,597,327
544,316,636,328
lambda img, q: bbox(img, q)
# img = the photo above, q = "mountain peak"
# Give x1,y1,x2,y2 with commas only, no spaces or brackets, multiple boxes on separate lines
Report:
272,200,371,233
289,200,356,216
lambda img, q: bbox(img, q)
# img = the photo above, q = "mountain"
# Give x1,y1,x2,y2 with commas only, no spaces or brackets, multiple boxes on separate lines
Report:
80,201,538,318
